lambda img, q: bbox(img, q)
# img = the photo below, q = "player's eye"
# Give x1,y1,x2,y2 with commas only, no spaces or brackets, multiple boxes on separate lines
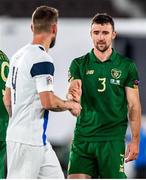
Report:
93,31,99,35
102,31,109,35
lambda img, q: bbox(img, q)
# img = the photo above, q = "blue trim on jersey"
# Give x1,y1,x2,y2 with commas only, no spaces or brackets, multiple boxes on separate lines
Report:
42,110,49,145
39,46,45,51
30,62,54,77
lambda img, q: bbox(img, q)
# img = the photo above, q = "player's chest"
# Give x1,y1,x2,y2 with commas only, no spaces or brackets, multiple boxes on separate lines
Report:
81,62,128,90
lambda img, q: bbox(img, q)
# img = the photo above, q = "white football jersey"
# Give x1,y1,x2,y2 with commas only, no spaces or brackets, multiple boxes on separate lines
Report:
6,44,54,146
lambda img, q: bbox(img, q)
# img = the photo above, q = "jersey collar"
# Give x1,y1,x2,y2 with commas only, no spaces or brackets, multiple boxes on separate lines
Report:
89,48,117,63
31,44,46,51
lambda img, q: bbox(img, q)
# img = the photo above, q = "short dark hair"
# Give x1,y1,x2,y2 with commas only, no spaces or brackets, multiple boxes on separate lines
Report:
32,5,59,33
91,13,115,31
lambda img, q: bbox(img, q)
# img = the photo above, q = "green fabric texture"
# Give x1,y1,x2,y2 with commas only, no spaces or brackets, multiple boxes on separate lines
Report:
0,141,6,178
69,49,139,142
68,140,127,178
0,50,9,141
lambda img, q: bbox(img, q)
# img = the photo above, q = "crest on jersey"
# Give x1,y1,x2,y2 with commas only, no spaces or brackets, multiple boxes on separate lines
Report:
111,68,121,79
47,75,53,85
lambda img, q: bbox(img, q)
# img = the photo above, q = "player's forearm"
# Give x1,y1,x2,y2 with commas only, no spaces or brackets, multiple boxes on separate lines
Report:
39,91,80,113
67,79,82,102
40,91,69,111
48,94,81,117
49,98,70,112
128,104,141,143
46,94,73,112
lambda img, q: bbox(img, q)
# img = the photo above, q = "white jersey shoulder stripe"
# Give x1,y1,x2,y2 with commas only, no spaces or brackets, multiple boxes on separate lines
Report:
30,61,54,77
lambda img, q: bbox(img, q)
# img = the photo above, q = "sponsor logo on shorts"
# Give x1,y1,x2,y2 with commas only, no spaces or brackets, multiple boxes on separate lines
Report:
119,154,125,173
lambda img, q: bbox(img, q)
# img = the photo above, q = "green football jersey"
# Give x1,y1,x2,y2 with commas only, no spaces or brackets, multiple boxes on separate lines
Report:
0,50,9,141
69,49,139,141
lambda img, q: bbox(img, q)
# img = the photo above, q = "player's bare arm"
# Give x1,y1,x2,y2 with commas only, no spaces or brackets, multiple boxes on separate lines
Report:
3,87,12,117
39,91,81,116
125,87,141,163
67,79,82,103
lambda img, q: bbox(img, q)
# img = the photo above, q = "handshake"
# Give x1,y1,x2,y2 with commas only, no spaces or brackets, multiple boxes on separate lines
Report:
66,80,82,117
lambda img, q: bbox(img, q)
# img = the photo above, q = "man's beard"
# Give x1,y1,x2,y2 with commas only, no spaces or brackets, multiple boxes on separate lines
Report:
95,42,110,52
50,37,56,48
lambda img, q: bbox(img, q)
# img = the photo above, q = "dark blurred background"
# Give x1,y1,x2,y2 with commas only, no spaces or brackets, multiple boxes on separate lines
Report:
0,0,146,18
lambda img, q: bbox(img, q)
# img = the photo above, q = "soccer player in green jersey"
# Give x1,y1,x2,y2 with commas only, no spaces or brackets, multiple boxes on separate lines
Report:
67,13,141,179
0,50,9,178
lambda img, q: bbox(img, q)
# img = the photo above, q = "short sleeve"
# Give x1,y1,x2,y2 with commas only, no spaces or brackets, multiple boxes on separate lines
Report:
30,61,54,77
125,62,140,88
68,59,81,82
30,61,54,93
35,75,54,93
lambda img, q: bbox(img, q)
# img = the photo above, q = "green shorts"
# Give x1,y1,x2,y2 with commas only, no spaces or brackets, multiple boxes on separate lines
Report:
68,140,127,179
0,141,6,178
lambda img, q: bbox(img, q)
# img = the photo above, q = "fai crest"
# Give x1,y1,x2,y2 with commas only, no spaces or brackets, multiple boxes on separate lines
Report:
111,69,121,79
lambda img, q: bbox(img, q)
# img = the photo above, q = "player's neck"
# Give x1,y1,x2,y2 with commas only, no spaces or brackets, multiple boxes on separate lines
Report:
32,35,50,52
93,47,112,62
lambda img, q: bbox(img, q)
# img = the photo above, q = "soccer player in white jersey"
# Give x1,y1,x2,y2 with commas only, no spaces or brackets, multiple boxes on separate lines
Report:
3,6,81,178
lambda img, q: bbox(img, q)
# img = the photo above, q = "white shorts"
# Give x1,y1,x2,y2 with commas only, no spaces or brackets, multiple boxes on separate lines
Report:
6,141,64,179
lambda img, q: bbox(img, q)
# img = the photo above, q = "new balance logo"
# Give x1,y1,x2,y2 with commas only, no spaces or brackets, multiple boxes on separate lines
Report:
86,70,94,75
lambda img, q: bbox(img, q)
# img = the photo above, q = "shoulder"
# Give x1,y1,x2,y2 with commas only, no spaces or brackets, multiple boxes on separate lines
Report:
30,47,54,77
12,44,30,60
13,44,53,64
116,51,135,65
0,50,9,62
0,50,5,55
71,52,89,66
31,45,53,64
115,52,138,75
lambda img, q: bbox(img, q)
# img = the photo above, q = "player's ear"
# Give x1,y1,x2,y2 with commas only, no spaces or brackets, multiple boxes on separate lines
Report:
51,23,57,35
31,24,34,32
90,29,93,39
112,31,117,40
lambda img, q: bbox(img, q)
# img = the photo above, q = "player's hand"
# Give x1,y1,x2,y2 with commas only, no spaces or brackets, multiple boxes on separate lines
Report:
68,101,82,117
67,80,82,103
125,141,139,163
68,89,81,103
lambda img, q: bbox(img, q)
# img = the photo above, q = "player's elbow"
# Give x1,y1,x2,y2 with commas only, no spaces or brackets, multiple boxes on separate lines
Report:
40,92,55,110
128,101,141,112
